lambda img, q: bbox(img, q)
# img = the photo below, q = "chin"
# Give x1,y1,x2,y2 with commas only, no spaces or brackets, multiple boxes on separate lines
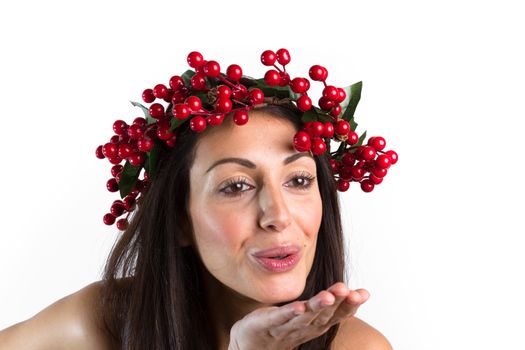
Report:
253,280,306,305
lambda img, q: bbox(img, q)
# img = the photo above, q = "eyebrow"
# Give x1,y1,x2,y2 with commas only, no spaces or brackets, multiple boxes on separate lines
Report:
205,152,313,174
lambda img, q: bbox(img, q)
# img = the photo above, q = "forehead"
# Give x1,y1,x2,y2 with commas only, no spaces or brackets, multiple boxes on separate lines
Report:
192,111,301,166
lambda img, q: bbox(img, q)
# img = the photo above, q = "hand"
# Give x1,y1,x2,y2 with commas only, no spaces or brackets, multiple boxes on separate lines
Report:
228,282,369,350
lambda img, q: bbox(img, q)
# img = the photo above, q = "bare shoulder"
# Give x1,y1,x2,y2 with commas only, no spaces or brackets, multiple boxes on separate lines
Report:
0,280,118,350
332,316,393,350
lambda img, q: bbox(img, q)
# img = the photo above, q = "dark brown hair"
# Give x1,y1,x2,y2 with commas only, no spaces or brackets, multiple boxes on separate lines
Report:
98,104,346,349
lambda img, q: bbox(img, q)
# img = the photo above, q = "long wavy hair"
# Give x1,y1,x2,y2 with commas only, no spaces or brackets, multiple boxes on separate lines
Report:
97,104,346,349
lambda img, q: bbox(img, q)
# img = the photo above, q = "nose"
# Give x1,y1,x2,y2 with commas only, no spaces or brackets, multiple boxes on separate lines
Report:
258,182,293,232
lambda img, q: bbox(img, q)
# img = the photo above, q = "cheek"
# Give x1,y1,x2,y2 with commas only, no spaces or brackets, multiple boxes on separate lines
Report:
191,204,249,256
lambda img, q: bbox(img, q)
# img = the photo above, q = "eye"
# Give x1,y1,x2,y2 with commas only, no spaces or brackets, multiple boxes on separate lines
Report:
219,177,254,197
285,171,316,190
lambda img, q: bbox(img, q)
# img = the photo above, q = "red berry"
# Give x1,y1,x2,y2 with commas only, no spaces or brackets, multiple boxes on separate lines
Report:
127,124,144,139
110,135,120,144
137,137,154,152
296,95,312,111
215,98,232,113
347,131,359,145
279,72,290,87
149,103,165,119
249,88,264,104
226,64,242,81
190,73,207,90
335,120,350,136
375,154,392,169
323,86,339,101
166,134,177,148
96,145,105,159
322,122,334,138
351,167,365,180
318,97,335,111
386,150,398,164
110,200,125,217
128,153,145,166
361,146,377,161
371,167,388,178
187,51,204,68
142,88,155,103
360,180,375,192
276,48,291,65
311,138,326,155
195,60,207,74
156,125,174,141
111,164,123,177
118,143,134,159
153,84,168,99
203,60,221,77
123,195,136,211
190,116,207,132
133,117,147,127
293,131,311,152
369,136,386,151
108,156,123,165
217,85,232,99
102,143,118,158
331,104,342,117
106,178,119,192
232,85,247,100
321,67,328,80
233,110,249,125
342,153,355,166
208,114,225,126
171,89,187,104
116,218,128,231
173,103,191,119
264,70,280,86
261,50,277,66
169,75,185,90
308,122,325,137
309,65,326,81
112,120,127,136
337,179,350,192
370,174,383,185
103,213,116,225
290,78,309,93
336,88,347,103
185,96,202,111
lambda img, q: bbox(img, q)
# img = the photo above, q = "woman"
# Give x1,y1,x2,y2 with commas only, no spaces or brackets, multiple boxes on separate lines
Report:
0,50,394,349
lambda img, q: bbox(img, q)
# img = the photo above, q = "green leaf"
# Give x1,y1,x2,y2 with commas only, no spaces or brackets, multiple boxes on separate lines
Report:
144,140,162,179
170,115,188,131
119,161,142,198
181,70,195,86
349,117,358,132
301,108,318,123
355,130,367,147
286,85,301,100
130,101,156,125
340,81,362,122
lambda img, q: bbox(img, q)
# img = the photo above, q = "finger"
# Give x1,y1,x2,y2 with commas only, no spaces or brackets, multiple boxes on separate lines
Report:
326,288,370,326
263,301,306,327
309,283,350,327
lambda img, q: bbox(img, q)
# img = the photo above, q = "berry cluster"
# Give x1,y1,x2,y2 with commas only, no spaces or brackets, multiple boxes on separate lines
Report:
96,49,398,228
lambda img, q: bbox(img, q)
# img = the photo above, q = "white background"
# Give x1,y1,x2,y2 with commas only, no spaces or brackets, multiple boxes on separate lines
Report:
1,0,524,349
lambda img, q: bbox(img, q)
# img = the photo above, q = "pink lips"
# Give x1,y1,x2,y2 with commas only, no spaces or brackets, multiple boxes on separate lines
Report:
252,245,302,273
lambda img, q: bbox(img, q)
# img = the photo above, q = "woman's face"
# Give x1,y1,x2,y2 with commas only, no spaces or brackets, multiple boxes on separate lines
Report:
187,110,323,304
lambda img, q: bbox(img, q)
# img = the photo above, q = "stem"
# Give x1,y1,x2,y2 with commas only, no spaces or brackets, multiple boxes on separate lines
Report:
272,64,284,73
216,75,237,89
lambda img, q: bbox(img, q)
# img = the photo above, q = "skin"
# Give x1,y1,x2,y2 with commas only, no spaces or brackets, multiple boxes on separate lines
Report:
0,110,391,350
187,110,371,349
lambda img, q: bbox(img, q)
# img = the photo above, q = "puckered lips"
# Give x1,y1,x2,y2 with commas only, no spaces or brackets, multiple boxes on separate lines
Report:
251,245,302,273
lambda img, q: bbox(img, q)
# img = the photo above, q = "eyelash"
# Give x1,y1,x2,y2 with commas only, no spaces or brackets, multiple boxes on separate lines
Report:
219,171,316,197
